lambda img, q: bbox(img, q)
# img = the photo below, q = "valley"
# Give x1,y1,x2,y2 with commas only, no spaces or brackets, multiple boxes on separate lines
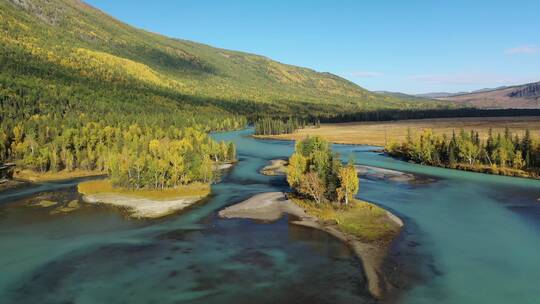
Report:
1,0,540,303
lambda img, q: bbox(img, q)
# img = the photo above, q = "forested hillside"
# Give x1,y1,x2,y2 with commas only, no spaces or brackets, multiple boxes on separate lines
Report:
0,0,448,120
0,0,452,186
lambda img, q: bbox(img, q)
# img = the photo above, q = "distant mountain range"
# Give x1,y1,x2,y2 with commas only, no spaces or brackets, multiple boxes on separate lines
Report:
414,86,511,99
377,82,540,109
426,82,540,109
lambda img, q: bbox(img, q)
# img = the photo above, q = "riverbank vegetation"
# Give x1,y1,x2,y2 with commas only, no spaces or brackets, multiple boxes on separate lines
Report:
285,136,401,241
387,127,540,178
286,136,358,205
1,116,237,189
254,117,319,135
78,180,210,200
291,197,400,242
14,169,104,182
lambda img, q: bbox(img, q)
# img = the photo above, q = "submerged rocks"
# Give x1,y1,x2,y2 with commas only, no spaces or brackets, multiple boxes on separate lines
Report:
259,159,288,176
34,200,58,208
50,200,81,214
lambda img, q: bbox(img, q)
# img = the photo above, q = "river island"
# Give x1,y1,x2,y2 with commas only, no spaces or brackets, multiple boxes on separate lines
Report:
220,136,407,298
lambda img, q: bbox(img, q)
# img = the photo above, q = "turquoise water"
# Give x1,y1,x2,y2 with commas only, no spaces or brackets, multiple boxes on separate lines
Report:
1,128,540,303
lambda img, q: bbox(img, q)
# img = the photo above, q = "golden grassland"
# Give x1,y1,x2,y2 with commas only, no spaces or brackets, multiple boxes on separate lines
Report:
78,180,211,200
291,197,400,242
256,116,540,146
14,169,105,182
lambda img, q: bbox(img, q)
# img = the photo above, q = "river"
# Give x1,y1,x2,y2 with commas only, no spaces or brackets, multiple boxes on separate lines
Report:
1,128,540,304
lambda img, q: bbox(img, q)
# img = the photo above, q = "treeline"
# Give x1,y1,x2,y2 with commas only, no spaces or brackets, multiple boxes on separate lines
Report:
1,117,236,189
287,137,358,205
254,117,320,135
253,109,540,136
108,127,236,189
387,128,540,177
320,108,540,124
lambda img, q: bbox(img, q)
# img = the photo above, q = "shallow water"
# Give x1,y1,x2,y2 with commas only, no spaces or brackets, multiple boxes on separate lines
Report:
1,128,540,304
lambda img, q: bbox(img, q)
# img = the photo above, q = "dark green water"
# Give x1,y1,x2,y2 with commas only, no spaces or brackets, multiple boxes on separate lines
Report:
1,128,540,304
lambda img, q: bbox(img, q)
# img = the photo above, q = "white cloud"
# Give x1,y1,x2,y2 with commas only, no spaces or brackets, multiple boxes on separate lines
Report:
505,45,538,54
409,73,534,86
349,71,384,78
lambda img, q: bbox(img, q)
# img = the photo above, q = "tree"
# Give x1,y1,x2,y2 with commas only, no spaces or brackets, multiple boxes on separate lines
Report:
522,129,532,166
386,127,539,176
227,142,236,161
298,171,326,204
286,136,358,204
287,152,307,189
457,133,479,165
337,164,359,205
513,151,524,169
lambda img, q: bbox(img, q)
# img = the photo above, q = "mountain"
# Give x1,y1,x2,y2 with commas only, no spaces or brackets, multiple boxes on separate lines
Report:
439,82,540,109
415,92,467,98
375,91,432,100
415,86,514,99
0,0,449,125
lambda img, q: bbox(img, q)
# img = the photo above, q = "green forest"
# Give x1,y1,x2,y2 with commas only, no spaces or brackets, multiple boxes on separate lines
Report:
2,116,236,189
287,137,358,205
0,0,457,191
254,117,319,135
387,128,540,177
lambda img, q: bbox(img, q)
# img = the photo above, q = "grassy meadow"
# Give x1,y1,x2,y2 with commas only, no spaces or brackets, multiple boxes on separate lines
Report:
291,197,401,242
258,116,540,146
14,169,105,182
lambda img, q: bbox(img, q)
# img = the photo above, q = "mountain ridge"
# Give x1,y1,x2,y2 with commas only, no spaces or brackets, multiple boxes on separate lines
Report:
437,81,540,109
0,0,449,120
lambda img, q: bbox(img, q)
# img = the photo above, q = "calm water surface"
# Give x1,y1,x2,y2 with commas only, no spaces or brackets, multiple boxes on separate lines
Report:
1,128,540,304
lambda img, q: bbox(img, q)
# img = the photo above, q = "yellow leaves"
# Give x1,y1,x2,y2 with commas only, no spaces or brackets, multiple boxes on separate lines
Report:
420,128,434,140
148,139,161,155
266,60,307,84
69,48,172,88
286,152,307,188
12,125,24,143
337,165,359,205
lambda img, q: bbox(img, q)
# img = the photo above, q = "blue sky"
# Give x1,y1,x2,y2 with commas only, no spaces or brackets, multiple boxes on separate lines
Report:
86,0,539,94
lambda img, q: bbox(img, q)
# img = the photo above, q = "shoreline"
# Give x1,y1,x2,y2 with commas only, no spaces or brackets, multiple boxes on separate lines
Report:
1,170,106,193
82,193,207,219
252,133,379,146
78,180,211,219
259,159,288,176
218,192,403,298
13,169,106,183
254,134,539,180
257,158,433,185
0,179,29,192
356,165,436,184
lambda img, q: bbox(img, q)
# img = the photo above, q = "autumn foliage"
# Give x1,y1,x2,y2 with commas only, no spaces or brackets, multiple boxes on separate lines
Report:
287,136,359,205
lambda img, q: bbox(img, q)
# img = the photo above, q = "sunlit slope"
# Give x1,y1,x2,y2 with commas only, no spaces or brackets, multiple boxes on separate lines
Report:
0,0,450,117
